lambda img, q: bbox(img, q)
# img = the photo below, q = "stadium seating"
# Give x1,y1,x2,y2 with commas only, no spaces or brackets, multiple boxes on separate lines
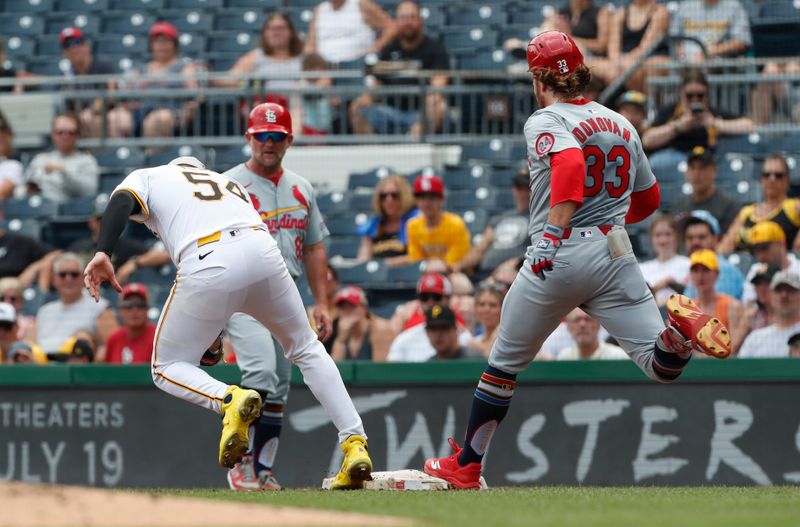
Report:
327,236,360,259
95,146,147,170
59,196,96,217
111,0,166,10
58,0,110,12
448,4,508,27
317,191,352,217
215,11,265,32
4,218,43,240
4,197,59,219
101,13,157,35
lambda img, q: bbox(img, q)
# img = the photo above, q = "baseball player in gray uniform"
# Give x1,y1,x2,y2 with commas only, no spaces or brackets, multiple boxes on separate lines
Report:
83,154,372,490
424,31,732,489
224,102,332,490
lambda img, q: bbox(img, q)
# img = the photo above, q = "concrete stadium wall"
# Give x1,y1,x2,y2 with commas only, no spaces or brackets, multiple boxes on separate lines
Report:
1,360,799,488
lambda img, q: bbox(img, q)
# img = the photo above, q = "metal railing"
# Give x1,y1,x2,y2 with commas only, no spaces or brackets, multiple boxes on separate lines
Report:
0,69,536,148
0,64,798,147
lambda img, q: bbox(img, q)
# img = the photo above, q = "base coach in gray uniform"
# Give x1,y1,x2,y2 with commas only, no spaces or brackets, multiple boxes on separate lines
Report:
424,31,732,489
224,103,333,490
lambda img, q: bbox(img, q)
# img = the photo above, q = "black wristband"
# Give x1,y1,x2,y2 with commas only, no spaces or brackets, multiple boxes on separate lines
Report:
96,191,140,256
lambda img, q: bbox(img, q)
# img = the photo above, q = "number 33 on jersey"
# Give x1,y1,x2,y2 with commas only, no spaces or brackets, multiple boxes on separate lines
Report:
524,100,655,231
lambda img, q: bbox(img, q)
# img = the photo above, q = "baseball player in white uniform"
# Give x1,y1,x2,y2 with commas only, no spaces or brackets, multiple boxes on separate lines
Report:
424,31,732,489
223,102,331,490
83,156,372,490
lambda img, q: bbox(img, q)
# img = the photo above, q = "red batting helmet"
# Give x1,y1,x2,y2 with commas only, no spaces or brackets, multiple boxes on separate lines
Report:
247,102,292,135
527,31,584,76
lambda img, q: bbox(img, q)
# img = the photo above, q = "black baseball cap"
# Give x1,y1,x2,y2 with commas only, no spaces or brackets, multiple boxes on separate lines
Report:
688,145,717,165
750,263,780,285
425,305,457,329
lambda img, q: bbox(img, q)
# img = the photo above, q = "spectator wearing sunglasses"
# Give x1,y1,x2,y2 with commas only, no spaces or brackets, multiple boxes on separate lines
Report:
105,283,156,364
22,112,99,205
356,174,418,263
58,27,133,138
34,252,118,357
669,146,740,234
719,153,800,254
642,69,754,179
399,175,471,270
0,277,35,342
388,272,472,362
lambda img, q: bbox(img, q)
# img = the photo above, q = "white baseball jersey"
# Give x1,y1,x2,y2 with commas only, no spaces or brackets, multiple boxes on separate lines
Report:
524,100,655,237
114,164,265,262
223,165,329,279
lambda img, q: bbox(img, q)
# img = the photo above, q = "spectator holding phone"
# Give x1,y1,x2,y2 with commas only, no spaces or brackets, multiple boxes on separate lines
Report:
642,68,754,175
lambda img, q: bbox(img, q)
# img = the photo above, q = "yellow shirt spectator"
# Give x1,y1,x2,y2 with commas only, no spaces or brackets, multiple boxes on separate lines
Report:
406,211,471,266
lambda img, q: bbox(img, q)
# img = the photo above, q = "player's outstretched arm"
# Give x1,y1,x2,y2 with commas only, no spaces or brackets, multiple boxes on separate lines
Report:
84,191,140,302
84,253,122,302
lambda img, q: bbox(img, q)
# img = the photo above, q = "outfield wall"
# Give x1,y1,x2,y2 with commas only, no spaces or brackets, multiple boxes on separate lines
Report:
1,360,799,488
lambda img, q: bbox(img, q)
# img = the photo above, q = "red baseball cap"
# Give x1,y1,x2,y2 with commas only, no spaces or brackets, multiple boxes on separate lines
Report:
150,21,179,40
334,286,368,307
122,282,150,303
413,175,444,197
59,27,85,45
247,102,292,135
416,273,452,296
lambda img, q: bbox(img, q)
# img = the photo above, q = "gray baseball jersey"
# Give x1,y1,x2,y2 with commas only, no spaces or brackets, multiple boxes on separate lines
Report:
524,100,655,240
489,99,666,382
224,164,329,279
223,163,327,402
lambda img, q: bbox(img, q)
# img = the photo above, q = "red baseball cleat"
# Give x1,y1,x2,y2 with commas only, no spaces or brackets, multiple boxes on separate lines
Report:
666,294,731,359
423,438,482,489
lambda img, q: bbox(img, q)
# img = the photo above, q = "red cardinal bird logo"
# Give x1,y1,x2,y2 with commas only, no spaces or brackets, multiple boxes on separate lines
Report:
292,185,310,211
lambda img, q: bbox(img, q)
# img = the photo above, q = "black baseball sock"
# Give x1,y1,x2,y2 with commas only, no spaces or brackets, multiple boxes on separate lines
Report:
251,403,283,474
458,366,517,466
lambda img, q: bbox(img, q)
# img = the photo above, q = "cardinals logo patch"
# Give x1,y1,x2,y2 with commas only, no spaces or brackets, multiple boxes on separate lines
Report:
535,133,555,157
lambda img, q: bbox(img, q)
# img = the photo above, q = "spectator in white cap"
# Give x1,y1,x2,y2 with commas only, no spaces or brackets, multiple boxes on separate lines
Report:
738,271,800,358
0,277,35,341
0,301,17,361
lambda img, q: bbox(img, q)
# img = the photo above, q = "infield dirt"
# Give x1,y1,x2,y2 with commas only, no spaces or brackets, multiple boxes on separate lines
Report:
1,481,411,527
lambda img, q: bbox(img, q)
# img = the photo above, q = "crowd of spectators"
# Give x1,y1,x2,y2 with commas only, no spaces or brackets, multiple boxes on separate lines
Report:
1,0,800,365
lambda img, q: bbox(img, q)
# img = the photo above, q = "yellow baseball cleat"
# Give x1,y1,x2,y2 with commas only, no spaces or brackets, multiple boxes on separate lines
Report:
328,435,373,490
219,386,262,468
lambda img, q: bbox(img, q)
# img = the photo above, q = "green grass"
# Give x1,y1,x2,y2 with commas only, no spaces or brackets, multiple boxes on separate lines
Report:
155,487,800,527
